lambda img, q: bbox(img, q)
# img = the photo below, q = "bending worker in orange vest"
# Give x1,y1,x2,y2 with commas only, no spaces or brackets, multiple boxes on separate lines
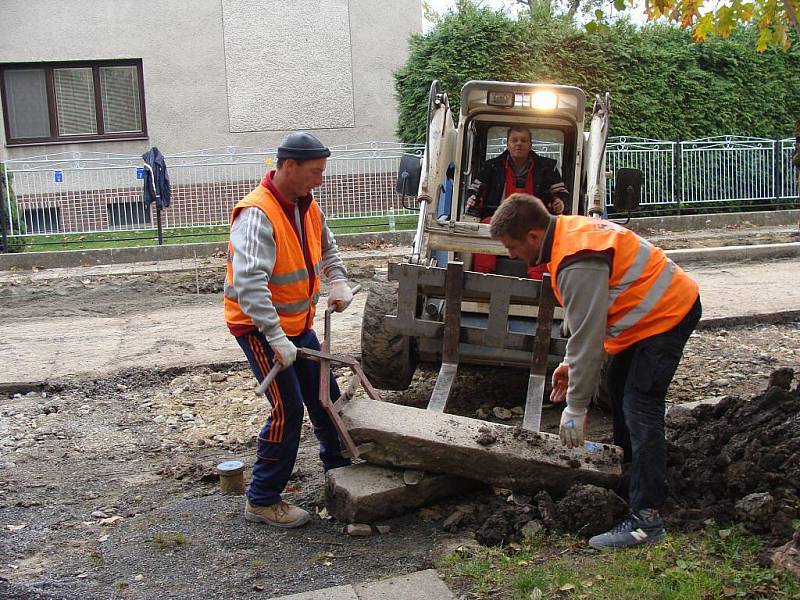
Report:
491,193,701,550
224,132,353,528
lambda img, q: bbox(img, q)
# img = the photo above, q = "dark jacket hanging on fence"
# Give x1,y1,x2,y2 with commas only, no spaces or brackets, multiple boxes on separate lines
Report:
142,147,171,210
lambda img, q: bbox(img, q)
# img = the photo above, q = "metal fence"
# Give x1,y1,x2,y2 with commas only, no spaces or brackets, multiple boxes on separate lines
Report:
606,136,799,208
1,142,423,239
2,135,799,245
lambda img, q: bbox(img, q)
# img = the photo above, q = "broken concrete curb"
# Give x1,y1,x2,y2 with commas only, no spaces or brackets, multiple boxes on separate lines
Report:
325,463,481,524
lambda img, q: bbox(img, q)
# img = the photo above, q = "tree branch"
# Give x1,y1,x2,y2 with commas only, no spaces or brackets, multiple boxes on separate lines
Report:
783,0,800,38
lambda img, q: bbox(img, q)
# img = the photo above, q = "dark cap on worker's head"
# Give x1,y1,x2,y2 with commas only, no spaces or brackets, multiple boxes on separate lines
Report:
276,132,331,161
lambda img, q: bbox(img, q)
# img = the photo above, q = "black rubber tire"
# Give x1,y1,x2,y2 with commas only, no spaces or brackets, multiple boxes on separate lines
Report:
360,280,417,390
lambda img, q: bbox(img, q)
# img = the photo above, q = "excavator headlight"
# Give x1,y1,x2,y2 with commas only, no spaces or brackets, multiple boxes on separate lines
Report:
531,90,558,111
486,91,515,108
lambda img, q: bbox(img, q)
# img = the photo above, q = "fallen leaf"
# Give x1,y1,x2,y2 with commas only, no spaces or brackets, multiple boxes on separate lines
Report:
76,573,88,579
559,583,576,592
6,524,26,531
529,589,543,600
97,535,109,542
285,484,303,493
98,516,123,526
722,585,737,597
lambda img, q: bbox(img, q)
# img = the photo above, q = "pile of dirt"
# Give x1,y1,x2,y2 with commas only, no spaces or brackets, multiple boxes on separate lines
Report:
665,368,800,542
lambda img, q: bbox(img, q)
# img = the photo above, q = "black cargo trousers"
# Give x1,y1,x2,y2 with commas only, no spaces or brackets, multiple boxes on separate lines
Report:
606,296,702,512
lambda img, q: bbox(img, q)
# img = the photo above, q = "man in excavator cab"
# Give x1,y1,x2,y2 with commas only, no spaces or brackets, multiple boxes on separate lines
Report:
464,125,570,278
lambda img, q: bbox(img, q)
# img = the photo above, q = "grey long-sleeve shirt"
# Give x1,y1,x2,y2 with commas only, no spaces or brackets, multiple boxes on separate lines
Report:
228,206,347,342
558,259,610,412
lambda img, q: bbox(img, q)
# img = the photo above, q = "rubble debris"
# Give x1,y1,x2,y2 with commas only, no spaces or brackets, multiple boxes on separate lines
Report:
475,426,497,446
772,526,800,576
345,523,373,537
534,491,559,532
666,369,800,542
768,367,794,390
555,484,627,537
435,369,800,548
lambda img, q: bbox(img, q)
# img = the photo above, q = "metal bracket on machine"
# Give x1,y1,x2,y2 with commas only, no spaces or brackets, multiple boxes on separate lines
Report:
384,261,556,431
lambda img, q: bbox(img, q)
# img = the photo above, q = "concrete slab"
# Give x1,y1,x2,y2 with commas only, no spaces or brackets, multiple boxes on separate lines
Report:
268,584,359,600
325,463,481,524
354,569,456,600
629,208,800,234
667,242,800,264
267,570,456,600
340,397,623,496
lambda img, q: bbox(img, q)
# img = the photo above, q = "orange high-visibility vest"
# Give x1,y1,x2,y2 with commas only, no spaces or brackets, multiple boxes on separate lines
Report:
224,185,322,336
548,216,699,355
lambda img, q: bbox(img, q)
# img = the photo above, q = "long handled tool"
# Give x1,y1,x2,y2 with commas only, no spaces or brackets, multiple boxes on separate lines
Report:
314,285,362,458
256,284,371,458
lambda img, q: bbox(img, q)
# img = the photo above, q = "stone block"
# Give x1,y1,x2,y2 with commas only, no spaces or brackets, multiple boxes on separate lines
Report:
326,463,480,524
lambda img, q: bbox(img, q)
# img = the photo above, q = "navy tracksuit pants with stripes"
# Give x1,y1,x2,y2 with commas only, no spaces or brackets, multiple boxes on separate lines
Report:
236,329,351,507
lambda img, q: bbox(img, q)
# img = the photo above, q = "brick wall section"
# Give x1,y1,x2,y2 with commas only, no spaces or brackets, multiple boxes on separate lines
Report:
15,173,404,233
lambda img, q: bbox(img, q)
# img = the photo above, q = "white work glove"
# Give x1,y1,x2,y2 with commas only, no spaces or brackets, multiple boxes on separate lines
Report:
559,406,588,449
328,280,353,313
550,362,569,404
268,335,297,370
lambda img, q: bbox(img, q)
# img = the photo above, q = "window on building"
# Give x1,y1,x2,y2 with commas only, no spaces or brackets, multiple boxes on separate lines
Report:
23,207,61,234
1,60,147,145
107,200,151,229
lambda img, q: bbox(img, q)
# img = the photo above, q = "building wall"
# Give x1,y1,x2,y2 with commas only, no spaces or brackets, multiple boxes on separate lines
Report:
0,0,421,160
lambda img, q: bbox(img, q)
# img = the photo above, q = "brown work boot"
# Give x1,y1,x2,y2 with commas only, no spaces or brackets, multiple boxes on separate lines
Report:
244,499,310,528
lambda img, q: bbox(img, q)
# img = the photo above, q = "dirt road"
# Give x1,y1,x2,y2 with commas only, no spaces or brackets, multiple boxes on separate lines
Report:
1,252,799,387
1,230,800,599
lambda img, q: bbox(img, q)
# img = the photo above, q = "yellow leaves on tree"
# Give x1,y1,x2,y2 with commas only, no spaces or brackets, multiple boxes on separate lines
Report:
641,0,799,50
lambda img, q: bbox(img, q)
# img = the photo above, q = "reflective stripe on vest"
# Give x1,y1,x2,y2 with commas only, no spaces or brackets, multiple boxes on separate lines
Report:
548,216,698,355
269,260,321,286
224,185,323,336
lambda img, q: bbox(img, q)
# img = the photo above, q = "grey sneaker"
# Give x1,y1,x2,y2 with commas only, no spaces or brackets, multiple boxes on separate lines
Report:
588,509,666,550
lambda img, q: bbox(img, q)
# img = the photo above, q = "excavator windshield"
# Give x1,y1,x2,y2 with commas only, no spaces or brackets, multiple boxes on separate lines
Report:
457,120,577,218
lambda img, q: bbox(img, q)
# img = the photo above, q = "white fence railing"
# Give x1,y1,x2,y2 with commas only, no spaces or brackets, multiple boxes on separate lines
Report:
2,136,799,244
1,142,423,238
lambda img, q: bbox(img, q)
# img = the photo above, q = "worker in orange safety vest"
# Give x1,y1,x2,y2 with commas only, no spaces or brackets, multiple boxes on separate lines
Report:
224,132,354,529
490,193,701,550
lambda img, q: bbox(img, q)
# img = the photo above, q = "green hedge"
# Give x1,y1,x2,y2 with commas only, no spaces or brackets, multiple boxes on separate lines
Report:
395,8,800,143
